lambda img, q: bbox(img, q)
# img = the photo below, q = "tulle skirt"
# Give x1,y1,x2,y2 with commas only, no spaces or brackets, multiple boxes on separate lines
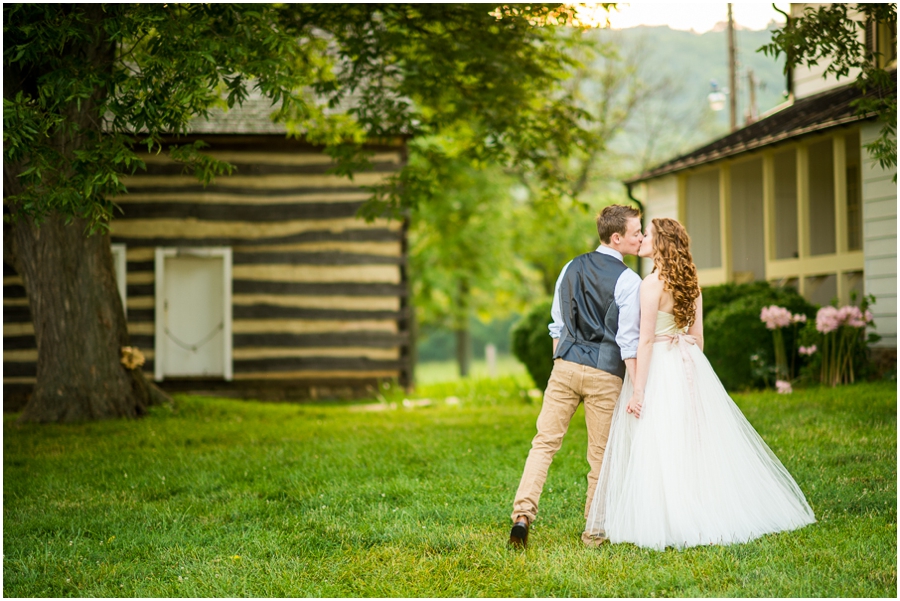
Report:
586,339,815,551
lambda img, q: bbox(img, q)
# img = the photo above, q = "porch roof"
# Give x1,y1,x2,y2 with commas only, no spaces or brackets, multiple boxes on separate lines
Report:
624,72,896,184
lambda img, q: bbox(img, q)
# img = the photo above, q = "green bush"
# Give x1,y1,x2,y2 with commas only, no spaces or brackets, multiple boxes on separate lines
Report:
510,283,819,393
511,298,554,390
702,281,775,317
703,283,817,391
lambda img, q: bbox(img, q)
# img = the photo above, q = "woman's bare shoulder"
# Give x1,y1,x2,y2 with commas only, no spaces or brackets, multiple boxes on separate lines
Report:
642,271,663,286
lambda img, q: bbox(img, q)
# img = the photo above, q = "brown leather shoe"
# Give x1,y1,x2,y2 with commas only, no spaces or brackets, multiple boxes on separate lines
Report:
509,517,530,548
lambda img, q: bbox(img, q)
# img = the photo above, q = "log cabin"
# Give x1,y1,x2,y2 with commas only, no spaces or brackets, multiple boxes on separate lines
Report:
3,94,412,410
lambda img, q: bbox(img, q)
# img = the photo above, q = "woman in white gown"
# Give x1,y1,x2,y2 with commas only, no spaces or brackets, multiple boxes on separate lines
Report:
585,218,815,551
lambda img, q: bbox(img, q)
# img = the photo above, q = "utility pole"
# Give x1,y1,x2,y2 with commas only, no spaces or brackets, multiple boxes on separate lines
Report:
746,69,758,124
727,3,737,131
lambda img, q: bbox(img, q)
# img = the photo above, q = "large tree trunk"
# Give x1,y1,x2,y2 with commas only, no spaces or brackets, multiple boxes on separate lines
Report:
3,4,171,422
7,212,170,422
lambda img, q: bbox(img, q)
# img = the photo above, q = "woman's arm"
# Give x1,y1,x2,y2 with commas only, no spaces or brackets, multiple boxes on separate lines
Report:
627,273,663,418
687,292,704,352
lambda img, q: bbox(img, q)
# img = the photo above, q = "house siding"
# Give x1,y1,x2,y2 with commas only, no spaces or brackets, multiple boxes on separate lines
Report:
860,121,897,348
638,175,679,276
791,4,865,100
793,59,863,101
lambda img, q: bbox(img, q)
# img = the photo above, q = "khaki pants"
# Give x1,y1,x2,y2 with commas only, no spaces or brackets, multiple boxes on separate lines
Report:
511,358,623,525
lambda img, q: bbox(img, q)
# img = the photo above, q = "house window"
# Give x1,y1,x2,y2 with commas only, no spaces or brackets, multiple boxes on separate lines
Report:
730,158,765,281
685,169,721,270
773,148,798,259
805,273,838,307
807,139,836,256
845,131,863,251
764,131,865,305
842,270,865,302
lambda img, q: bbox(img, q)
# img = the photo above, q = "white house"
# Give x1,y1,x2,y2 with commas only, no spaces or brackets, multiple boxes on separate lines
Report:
625,4,897,356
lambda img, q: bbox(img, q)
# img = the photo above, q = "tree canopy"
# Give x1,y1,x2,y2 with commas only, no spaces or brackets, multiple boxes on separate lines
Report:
2,3,614,420
4,3,608,228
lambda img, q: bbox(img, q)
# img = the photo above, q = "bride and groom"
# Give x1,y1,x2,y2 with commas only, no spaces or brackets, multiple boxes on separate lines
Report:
508,204,815,551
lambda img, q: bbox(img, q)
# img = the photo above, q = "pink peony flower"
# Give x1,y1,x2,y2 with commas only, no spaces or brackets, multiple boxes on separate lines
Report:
775,380,793,394
798,345,817,356
791,313,807,323
760,305,793,330
864,309,873,324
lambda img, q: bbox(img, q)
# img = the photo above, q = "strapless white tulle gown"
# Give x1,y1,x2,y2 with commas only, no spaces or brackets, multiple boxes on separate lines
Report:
585,312,815,550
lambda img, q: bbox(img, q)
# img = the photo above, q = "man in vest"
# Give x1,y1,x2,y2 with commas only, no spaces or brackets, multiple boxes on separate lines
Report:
509,204,643,548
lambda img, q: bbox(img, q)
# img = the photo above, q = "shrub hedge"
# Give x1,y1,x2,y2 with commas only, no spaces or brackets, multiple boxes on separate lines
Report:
511,282,820,393
510,298,554,390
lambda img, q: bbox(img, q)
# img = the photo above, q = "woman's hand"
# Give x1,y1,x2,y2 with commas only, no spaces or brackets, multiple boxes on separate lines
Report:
626,392,643,419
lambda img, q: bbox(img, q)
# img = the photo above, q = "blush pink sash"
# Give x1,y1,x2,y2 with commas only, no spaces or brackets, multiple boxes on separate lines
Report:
654,333,699,395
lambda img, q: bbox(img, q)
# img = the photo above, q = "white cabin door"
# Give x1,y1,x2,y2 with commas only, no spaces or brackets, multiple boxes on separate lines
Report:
155,248,232,380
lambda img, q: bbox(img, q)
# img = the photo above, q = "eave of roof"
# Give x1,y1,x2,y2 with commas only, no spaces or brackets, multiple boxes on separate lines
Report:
624,71,896,184
185,88,356,135
184,88,413,140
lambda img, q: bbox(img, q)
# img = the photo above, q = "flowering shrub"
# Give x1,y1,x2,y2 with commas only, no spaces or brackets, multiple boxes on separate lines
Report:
814,303,875,386
759,305,808,386
816,305,872,333
775,380,793,394
760,305,793,330
704,282,815,391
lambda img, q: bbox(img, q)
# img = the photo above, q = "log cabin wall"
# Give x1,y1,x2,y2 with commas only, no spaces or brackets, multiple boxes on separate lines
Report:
3,135,412,409
3,264,34,406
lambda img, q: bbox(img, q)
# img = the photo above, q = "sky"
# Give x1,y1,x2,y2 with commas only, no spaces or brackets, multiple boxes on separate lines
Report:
578,2,790,33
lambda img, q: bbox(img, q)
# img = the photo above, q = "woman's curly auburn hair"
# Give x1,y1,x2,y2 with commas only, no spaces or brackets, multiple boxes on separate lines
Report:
651,218,700,329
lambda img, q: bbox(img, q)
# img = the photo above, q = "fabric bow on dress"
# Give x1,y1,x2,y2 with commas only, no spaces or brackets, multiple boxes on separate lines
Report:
655,333,699,397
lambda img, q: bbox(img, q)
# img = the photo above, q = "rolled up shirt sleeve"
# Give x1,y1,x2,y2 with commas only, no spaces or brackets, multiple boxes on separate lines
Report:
548,260,572,339
615,270,643,360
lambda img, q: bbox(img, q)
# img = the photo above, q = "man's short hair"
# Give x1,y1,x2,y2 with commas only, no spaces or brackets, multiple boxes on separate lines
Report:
596,204,642,243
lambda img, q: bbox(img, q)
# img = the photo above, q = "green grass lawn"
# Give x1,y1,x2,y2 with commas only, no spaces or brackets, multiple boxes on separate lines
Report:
3,379,896,597
414,354,528,385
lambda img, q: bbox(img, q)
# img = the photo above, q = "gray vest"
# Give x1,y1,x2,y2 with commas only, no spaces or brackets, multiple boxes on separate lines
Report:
552,252,628,379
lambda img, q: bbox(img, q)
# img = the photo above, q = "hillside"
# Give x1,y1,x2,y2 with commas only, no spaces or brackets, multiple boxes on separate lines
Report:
590,23,787,180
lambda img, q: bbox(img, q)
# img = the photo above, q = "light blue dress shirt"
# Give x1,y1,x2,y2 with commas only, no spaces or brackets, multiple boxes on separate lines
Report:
549,245,642,360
